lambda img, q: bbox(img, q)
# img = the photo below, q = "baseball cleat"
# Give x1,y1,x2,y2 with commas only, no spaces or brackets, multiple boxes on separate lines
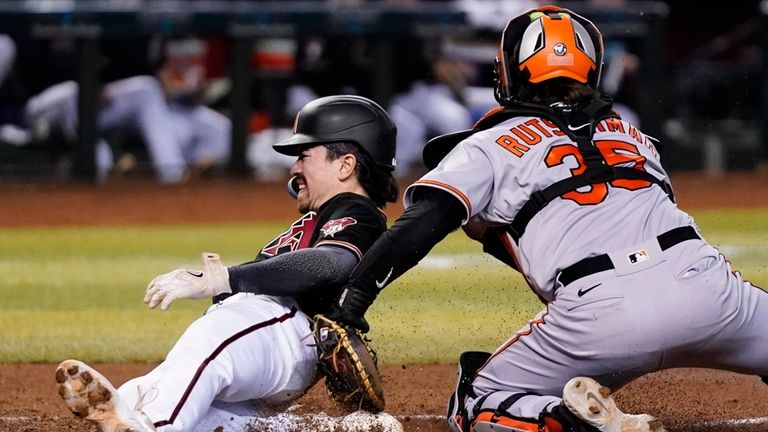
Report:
562,377,666,432
55,360,155,432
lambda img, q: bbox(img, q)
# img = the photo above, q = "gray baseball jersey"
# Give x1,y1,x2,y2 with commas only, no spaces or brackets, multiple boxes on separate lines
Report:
405,114,768,424
405,115,692,299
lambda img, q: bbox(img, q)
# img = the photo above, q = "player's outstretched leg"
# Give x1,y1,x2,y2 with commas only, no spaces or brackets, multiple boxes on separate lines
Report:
562,377,666,432
55,359,155,432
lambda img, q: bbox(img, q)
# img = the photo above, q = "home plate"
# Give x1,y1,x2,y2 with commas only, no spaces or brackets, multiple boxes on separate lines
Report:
338,411,404,432
193,402,404,432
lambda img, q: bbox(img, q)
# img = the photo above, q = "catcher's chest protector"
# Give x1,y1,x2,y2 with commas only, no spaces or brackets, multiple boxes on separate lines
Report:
425,98,673,244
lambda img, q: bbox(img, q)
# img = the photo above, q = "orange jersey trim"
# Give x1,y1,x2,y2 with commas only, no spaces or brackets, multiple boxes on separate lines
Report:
412,179,472,216
492,307,550,357
472,305,551,380
315,240,363,261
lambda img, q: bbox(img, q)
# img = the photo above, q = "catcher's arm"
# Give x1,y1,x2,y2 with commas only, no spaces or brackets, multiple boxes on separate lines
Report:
312,314,385,412
332,187,466,331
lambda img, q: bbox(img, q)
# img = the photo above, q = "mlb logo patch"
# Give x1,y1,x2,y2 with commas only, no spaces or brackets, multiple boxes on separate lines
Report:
628,249,649,264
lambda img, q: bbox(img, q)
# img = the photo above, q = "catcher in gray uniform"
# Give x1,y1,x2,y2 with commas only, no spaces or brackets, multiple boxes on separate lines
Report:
329,5,768,432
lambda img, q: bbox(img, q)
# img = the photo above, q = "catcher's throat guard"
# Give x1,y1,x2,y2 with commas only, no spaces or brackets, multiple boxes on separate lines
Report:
312,314,385,412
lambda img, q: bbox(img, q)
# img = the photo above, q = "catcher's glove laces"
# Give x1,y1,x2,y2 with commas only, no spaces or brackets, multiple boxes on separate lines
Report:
312,314,385,412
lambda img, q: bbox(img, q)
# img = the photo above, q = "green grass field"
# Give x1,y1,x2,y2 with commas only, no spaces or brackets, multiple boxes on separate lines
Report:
1,209,767,364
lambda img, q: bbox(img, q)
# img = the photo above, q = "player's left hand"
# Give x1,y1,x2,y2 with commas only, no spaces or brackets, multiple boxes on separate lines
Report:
144,252,231,310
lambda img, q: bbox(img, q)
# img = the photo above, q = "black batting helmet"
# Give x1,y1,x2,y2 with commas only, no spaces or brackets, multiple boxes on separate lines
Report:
494,5,603,105
273,95,397,171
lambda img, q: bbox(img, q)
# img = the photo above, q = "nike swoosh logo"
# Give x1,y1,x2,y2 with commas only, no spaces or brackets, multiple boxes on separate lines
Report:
375,267,394,289
568,123,590,131
577,283,601,297
186,270,204,278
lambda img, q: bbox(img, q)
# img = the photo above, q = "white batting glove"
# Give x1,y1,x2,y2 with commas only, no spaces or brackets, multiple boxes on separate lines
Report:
144,252,231,310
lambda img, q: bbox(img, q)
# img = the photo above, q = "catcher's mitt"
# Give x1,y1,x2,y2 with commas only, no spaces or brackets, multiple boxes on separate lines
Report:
312,314,385,412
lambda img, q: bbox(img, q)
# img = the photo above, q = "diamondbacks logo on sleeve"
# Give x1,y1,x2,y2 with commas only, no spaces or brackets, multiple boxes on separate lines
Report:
260,212,317,257
320,217,357,238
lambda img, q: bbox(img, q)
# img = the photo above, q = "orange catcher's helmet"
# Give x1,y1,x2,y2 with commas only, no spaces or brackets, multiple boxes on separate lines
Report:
494,5,603,104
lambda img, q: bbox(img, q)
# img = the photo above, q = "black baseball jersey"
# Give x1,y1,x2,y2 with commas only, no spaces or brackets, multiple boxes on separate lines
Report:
254,192,387,315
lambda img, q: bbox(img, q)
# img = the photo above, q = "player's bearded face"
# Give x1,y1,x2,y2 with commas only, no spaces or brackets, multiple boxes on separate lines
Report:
290,145,343,213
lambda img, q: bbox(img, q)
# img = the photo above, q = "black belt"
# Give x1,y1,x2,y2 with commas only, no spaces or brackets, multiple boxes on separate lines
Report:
558,226,700,287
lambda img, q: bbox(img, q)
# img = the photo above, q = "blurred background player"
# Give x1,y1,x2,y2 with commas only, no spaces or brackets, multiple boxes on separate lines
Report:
387,45,474,178
21,36,230,183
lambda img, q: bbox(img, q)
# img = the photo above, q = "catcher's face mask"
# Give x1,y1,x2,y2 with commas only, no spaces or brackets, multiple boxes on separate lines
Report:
494,5,604,104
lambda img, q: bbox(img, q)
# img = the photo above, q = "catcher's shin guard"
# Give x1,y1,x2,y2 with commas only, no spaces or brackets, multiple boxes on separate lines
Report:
472,411,541,432
472,404,602,432
540,403,601,432
447,351,492,432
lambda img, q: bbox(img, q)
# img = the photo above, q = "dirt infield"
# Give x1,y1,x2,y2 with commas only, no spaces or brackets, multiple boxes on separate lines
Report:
2,363,768,432
1,171,767,228
2,172,768,432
